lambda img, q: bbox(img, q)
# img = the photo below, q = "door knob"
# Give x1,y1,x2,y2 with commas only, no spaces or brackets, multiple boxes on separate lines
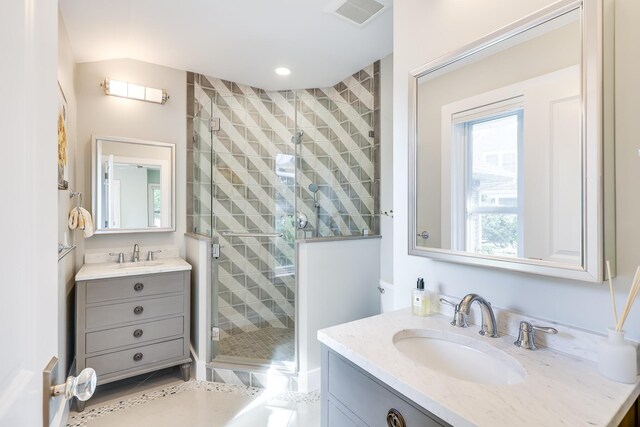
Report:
51,368,97,402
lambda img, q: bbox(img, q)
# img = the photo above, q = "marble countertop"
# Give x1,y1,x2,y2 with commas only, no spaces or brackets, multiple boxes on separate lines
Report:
76,257,192,281
317,309,640,427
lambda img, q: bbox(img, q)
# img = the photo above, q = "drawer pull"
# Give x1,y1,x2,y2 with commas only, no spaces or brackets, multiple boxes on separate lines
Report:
133,329,143,338
133,352,143,362
133,282,144,292
133,306,144,315
386,409,406,427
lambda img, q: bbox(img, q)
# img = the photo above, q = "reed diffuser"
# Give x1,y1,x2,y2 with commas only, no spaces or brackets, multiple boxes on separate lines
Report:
598,262,639,384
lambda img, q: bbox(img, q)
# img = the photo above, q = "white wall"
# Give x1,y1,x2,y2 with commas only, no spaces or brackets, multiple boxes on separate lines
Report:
298,238,381,391
185,234,212,381
75,59,186,261
379,54,394,287
393,0,640,340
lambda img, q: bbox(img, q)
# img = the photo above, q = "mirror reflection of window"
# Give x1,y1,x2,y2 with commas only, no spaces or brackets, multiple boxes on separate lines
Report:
460,111,523,257
148,184,162,227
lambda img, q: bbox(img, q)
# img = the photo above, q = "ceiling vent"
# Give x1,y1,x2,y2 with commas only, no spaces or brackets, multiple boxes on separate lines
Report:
326,0,390,27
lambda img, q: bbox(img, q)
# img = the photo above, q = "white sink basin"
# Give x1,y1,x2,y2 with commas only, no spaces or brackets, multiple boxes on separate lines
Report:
109,261,162,269
393,329,526,385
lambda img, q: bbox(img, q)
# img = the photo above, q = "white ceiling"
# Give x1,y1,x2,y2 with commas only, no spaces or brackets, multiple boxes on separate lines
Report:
59,0,393,91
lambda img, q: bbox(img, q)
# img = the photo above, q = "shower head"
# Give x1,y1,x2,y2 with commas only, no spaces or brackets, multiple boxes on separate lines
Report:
308,183,319,193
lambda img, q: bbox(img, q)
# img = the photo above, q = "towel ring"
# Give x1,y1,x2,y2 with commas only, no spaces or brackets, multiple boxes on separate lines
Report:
69,191,82,209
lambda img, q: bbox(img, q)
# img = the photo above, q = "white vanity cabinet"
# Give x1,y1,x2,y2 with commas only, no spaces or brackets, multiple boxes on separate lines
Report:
75,268,191,411
321,345,450,427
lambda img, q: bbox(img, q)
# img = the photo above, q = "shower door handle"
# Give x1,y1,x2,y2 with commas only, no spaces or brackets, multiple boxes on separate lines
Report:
417,230,430,240
221,231,284,238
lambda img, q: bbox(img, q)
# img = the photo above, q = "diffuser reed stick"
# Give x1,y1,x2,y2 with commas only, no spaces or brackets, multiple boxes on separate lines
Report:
607,261,618,327
616,266,640,332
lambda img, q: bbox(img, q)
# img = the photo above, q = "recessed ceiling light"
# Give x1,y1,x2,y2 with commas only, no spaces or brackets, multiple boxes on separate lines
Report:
275,67,291,76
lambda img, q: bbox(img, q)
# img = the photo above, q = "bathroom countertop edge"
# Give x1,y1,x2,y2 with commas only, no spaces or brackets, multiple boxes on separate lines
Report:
75,257,192,281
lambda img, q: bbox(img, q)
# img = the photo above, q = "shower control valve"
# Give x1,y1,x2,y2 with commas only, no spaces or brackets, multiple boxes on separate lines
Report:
211,326,220,341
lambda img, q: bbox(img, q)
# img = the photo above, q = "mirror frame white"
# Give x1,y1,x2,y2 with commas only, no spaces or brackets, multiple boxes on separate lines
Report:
92,135,176,234
408,0,606,282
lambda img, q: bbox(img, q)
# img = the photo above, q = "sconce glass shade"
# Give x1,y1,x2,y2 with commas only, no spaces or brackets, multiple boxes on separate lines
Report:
102,78,169,104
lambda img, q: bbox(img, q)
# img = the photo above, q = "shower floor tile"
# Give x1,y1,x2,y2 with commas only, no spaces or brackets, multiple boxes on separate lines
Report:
219,327,294,362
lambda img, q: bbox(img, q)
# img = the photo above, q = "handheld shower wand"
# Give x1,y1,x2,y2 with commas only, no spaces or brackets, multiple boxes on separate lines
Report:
308,183,320,237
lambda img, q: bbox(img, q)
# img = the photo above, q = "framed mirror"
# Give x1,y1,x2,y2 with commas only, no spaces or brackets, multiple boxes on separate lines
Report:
408,0,608,282
92,135,175,234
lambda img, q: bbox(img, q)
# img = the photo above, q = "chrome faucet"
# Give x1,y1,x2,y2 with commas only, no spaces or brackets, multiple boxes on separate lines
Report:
132,244,140,262
441,293,499,338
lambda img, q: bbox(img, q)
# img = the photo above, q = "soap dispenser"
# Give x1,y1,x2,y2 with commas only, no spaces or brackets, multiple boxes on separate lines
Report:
412,277,430,316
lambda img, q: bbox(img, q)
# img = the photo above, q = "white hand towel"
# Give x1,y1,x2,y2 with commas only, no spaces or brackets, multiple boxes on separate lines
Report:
78,207,94,238
68,207,79,230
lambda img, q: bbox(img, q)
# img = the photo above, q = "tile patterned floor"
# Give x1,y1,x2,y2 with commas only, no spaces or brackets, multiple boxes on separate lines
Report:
219,327,294,362
67,368,320,427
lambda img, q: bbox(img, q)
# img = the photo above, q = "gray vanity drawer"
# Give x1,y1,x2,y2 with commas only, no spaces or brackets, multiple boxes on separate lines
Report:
85,295,184,329
85,317,184,354
85,272,183,303
86,338,184,377
327,400,365,427
327,351,447,427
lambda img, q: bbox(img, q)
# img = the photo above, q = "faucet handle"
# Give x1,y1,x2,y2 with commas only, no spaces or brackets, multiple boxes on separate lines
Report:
109,252,125,264
532,324,558,335
514,321,558,350
439,298,457,308
147,250,162,261
439,298,468,328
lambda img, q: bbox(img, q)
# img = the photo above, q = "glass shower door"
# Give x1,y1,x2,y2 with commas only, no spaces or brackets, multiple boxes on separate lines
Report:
196,77,297,368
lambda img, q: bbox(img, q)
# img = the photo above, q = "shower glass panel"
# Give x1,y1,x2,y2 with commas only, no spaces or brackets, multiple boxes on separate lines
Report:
193,76,297,368
191,84,213,237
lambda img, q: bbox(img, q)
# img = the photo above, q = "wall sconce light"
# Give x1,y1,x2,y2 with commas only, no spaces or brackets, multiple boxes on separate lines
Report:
101,78,169,104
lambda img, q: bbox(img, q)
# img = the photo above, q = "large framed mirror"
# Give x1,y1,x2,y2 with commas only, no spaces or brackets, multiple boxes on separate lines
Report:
92,135,175,234
409,0,609,282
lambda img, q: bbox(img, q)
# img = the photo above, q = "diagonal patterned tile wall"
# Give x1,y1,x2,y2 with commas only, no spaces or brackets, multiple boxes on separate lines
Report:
186,62,379,361
296,62,380,237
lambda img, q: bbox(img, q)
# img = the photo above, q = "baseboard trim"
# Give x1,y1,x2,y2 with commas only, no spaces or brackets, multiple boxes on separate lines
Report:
190,344,207,381
297,367,321,393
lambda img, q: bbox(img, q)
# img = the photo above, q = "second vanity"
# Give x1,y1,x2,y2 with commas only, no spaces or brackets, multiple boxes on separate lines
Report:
318,308,640,427
74,251,192,411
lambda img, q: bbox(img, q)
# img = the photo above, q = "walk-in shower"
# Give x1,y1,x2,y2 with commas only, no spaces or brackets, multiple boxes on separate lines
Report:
186,62,380,382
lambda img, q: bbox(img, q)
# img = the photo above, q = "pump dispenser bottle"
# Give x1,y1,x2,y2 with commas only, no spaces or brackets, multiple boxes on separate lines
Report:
412,277,430,316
